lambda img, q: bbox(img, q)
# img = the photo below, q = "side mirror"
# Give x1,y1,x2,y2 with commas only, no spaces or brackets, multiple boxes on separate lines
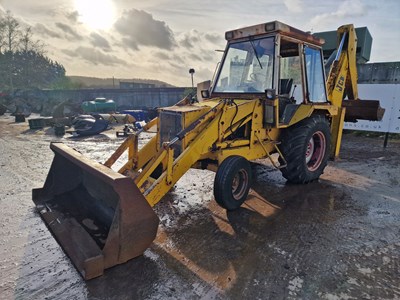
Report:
201,90,210,99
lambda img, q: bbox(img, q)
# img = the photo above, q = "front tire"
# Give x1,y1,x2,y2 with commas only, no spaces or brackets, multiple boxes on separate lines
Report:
214,156,252,210
279,115,331,183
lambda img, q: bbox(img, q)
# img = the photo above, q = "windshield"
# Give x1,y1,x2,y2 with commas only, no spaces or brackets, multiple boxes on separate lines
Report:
214,37,274,93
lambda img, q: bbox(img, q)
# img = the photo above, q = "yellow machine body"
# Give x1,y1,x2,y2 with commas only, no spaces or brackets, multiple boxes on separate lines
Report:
33,21,383,279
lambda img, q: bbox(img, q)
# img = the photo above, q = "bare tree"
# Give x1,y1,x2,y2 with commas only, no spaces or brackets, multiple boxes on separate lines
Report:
0,10,66,90
19,26,46,54
2,11,20,52
0,21,5,52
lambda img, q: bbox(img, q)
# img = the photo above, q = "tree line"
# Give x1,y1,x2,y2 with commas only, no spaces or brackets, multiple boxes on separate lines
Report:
0,11,69,91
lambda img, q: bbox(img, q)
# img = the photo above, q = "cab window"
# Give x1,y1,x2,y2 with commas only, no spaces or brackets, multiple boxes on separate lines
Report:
304,46,327,102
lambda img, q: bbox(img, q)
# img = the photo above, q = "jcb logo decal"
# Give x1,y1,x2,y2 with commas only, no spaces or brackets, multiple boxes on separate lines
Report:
335,76,345,92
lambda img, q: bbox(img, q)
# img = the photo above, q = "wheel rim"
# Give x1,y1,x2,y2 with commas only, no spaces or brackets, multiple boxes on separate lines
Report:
305,131,326,172
232,169,249,201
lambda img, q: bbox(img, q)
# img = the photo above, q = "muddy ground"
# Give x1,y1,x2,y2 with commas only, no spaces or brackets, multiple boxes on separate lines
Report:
0,114,399,300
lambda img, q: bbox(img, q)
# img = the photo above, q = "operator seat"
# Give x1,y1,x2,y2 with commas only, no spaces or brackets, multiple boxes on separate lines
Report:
279,78,293,96
279,78,297,124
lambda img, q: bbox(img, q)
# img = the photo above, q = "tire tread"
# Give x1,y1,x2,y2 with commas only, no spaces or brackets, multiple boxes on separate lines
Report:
279,115,330,183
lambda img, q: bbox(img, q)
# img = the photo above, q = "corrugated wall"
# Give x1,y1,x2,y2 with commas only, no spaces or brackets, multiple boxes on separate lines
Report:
357,62,400,84
35,87,188,109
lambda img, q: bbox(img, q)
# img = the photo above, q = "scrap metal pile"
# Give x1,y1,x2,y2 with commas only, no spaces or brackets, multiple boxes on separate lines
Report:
0,94,155,137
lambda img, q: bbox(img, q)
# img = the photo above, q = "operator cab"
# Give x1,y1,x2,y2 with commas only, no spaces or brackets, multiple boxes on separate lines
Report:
211,21,327,125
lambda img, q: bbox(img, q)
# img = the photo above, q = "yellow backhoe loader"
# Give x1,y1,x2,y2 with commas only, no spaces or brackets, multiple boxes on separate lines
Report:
33,21,384,279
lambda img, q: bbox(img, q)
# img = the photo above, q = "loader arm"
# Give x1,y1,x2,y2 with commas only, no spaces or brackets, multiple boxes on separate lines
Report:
106,99,261,207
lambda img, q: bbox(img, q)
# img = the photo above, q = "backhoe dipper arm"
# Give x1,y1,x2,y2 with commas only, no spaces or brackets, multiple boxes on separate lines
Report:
326,24,358,106
326,24,358,158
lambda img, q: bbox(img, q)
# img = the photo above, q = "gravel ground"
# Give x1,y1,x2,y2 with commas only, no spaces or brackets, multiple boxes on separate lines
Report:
0,113,399,299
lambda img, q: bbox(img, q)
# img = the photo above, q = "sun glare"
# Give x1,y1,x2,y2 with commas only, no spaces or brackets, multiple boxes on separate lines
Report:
74,0,116,30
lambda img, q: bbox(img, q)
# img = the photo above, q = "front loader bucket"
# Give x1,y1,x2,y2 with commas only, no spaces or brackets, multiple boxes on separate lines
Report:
32,142,159,280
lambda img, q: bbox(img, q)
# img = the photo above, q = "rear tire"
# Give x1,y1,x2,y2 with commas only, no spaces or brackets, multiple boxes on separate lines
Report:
279,115,330,183
214,156,251,211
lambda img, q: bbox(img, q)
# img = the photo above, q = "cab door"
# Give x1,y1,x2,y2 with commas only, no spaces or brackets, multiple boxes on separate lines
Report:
304,46,327,103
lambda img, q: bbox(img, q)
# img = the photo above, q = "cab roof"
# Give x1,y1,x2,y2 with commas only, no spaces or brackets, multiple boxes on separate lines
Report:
225,20,325,46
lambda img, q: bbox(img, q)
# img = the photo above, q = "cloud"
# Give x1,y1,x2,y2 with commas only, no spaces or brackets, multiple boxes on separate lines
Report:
188,53,202,61
283,0,303,13
153,51,170,60
8,3,59,18
120,37,139,50
55,22,83,40
172,54,184,64
114,9,176,50
66,11,79,23
61,48,78,57
201,52,216,62
180,36,193,49
175,30,224,62
178,30,224,50
178,30,224,51
34,23,62,38
62,46,125,66
204,33,221,44
309,0,367,29
90,32,111,51
179,30,200,49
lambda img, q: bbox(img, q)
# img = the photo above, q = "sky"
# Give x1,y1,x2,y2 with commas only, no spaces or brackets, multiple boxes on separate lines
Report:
0,0,399,86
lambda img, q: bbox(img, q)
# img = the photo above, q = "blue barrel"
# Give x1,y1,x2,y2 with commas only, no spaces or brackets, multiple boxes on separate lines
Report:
122,110,152,121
